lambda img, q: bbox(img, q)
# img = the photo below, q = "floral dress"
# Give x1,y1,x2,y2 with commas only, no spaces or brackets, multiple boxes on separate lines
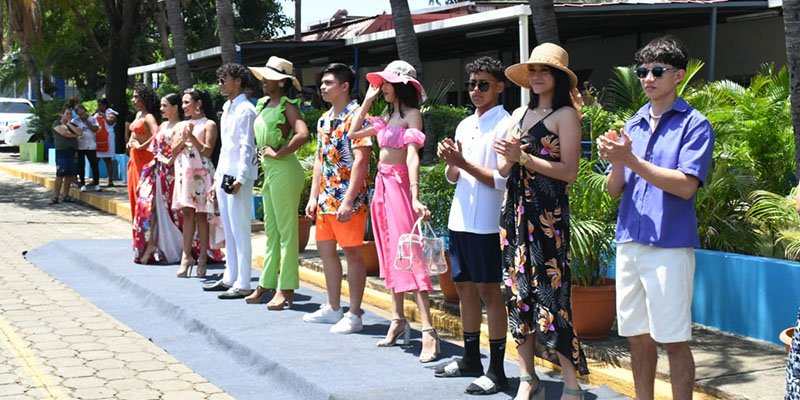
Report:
787,305,800,399
500,108,588,375
132,123,183,264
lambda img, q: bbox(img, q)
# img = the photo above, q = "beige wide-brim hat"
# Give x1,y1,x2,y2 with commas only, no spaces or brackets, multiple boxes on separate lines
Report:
249,56,302,91
505,43,578,90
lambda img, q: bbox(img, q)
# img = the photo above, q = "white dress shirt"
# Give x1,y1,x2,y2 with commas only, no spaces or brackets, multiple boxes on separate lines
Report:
73,116,98,151
447,105,510,234
216,93,258,183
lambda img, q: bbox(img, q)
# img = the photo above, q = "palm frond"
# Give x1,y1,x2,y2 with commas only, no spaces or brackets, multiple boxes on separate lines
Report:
677,59,705,97
605,65,647,115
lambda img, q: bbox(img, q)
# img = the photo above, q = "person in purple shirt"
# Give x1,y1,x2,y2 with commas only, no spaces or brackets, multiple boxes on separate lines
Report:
597,36,714,400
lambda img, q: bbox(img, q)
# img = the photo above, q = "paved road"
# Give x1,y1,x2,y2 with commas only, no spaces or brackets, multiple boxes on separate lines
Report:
0,171,232,400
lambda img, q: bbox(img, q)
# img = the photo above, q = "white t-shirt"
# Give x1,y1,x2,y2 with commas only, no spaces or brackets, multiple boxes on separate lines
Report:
72,116,98,151
447,105,510,234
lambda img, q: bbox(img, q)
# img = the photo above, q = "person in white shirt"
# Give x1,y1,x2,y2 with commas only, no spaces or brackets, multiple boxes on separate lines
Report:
202,63,258,299
73,104,102,192
435,57,511,395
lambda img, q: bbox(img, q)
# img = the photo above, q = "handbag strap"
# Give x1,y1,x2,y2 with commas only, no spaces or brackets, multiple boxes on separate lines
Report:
410,217,424,237
420,220,438,239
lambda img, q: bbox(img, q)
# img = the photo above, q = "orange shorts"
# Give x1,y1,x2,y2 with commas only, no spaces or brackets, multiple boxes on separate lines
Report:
315,212,367,248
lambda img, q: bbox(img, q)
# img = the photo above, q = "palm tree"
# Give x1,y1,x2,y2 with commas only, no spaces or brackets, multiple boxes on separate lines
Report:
389,0,423,81
164,0,194,89
6,0,43,104
294,0,301,41
528,0,559,45
784,0,800,177
216,0,236,64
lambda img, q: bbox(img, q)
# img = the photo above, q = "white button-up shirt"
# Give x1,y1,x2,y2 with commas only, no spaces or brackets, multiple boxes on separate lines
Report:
447,105,510,234
216,93,257,183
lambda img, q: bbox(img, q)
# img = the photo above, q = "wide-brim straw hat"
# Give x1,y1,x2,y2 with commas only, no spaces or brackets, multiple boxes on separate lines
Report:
505,43,578,90
366,60,424,101
249,56,302,91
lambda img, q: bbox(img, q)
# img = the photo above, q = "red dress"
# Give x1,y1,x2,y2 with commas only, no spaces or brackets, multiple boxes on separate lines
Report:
127,118,154,220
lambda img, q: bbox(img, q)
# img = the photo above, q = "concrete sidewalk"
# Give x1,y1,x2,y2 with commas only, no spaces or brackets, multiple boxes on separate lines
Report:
0,152,792,399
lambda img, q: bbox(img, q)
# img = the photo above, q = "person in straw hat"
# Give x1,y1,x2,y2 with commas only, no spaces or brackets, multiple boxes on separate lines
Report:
242,56,310,310
493,42,588,399
202,63,258,299
349,60,440,363
597,35,714,400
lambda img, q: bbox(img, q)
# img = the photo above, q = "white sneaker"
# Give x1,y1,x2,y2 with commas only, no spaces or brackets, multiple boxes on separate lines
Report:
93,185,102,192
80,185,89,192
330,311,363,334
303,303,343,324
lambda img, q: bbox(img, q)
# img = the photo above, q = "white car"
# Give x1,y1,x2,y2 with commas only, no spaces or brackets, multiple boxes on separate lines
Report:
0,98,35,146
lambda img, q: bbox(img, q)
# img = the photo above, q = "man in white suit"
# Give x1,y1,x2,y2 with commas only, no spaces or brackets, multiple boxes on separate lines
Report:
203,63,258,299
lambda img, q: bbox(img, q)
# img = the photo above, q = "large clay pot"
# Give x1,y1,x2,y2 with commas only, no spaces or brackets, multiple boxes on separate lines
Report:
572,278,616,340
780,327,795,353
438,251,459,303
298,216,312,253
358,241,381,277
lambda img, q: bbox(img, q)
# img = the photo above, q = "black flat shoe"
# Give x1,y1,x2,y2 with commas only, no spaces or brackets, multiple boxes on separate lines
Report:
218,287,254,300
202,280,230,292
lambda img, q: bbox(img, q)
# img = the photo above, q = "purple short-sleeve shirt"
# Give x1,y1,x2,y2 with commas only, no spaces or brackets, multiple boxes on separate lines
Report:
608,98,715,248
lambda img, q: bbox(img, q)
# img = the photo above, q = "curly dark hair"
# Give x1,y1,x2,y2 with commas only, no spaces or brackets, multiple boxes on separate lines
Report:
528,67,574,112
465,56,505,82
216,63,250,91
133,83,161,122
635,35,688,70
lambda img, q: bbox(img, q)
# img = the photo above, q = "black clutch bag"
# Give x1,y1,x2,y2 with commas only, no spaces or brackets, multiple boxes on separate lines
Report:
221,174,236,194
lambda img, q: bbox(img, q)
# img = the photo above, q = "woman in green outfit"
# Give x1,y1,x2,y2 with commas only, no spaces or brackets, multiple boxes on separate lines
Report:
245,57,310,310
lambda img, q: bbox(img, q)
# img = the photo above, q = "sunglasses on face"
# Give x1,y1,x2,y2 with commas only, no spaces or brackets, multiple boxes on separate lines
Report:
217,78,226,85
464,80,492,92
635,66,678,79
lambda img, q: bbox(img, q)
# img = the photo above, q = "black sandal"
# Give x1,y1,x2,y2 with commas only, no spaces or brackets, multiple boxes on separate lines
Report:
49,197,59,204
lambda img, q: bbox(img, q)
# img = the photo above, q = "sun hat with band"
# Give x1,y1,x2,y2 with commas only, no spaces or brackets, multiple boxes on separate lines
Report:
249,56,302,91
366,60,425,101
505,43,578,90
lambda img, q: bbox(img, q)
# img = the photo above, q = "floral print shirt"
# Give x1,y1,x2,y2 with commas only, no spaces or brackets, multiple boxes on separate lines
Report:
315,99,372,215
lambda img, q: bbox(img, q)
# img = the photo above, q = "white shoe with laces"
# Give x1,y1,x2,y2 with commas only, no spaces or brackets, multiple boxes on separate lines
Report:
303,303,343,324
330,311,363,334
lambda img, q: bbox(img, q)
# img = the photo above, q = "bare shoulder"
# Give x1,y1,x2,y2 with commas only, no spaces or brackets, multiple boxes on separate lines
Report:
204,119,218,130
405,108,423,129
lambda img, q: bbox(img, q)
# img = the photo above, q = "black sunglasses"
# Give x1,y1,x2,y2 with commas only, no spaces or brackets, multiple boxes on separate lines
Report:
635,66,678,79
464,80,492,92
217,78,226,85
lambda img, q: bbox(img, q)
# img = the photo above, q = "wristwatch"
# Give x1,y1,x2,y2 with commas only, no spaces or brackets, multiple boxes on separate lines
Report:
518,152,529,165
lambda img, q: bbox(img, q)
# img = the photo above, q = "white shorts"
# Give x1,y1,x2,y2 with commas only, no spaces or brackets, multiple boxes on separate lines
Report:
615,242,695,343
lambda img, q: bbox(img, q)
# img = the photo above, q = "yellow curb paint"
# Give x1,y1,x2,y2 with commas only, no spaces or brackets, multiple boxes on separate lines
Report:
0,316,66,399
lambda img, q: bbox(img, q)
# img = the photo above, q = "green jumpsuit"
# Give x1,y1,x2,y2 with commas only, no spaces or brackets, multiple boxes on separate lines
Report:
254,96,305,290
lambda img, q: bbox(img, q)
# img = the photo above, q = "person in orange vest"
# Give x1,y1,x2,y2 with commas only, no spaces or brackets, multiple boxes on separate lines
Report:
94,98,118,187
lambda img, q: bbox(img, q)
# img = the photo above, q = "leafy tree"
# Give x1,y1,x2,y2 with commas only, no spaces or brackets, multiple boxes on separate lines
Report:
6,0,43,104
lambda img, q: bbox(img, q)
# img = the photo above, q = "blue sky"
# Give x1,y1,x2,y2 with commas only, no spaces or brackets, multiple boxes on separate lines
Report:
277,0,433,35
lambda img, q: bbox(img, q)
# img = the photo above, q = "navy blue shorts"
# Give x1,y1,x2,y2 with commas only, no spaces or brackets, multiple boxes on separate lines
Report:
448,230,502,283
55,148,77,177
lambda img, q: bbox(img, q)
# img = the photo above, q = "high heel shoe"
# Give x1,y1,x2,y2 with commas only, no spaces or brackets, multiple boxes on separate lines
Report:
177,254,195,278
514,374,544,400
196,256,207,278
245,286,271,304
376,318,410,347
418,327,440,363
266,290,294,310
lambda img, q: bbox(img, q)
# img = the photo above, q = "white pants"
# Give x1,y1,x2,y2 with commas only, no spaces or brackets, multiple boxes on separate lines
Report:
616,242,695,343
216,179,253,290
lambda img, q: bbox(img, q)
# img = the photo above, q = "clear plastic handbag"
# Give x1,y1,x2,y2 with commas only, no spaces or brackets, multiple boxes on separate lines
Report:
394,217,448,276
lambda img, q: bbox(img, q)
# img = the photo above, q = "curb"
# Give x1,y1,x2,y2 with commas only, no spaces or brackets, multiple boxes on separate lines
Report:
2,161,723,400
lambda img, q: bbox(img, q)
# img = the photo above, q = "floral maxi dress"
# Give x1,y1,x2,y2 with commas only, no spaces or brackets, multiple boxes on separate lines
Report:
500,109,588,375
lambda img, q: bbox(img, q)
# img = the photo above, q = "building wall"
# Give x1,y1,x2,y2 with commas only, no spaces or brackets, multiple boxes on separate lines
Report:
420,14,786,106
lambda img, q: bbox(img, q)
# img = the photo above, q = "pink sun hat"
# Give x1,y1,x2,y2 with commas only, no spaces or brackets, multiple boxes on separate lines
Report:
366,60,424,101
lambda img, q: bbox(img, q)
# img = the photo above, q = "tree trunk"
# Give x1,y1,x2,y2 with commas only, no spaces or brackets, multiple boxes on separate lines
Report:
0,1,5,59
20,44,43,104
389,0,423,82
528,0,560,45
216,0,237,64
155,1,177,85
785,0,800,178
294,0,301,41
102,0,141,154
165,0,193,89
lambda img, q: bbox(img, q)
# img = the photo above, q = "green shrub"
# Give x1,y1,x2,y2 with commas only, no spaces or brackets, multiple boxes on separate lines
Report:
29,100,66,142
422,105,469,144
419,162,455,236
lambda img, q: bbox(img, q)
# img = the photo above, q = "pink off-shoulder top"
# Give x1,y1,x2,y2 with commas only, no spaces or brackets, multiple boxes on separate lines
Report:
369,117,425,149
